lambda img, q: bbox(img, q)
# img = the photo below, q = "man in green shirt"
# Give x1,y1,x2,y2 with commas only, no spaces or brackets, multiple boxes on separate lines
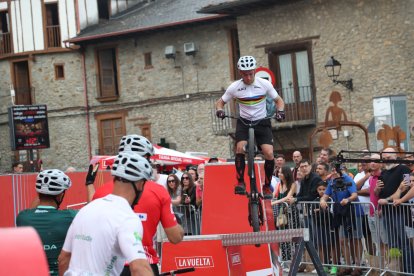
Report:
16,169,76,276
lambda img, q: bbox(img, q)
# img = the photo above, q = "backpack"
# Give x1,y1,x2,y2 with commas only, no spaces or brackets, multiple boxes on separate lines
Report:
266,96,276,117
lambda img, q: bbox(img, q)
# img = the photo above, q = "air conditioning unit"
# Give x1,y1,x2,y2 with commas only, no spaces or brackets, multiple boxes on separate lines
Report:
184,42,197,56
164,45,176,59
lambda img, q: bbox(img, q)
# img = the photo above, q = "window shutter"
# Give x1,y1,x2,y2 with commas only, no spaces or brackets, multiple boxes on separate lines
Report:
98,48,117,98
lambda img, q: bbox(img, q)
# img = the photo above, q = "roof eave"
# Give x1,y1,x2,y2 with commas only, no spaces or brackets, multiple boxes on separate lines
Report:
66,14,229,44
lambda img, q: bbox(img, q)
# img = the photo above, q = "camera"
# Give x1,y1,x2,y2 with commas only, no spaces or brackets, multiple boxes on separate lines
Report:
332,176,352,191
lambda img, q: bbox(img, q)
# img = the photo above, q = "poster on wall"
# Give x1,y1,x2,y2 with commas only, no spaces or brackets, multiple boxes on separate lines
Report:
8,105,50,150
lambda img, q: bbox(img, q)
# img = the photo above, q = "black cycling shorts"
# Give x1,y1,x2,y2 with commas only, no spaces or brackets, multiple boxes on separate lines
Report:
235,118,274,146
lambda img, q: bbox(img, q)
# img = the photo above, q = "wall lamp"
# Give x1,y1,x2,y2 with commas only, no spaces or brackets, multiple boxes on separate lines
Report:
324,56,353,91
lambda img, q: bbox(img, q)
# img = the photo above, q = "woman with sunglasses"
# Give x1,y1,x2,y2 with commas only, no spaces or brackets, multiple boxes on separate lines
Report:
166,174,181,207
180,173,198,235
180,173,196,206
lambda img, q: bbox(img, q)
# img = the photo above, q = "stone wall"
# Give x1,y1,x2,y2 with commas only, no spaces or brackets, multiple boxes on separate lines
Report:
84,19,237,161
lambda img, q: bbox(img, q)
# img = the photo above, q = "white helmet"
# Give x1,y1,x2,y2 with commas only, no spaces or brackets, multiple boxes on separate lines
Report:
237,56,257,71
111,151,152,182
36,169,72,196
119,134,154,157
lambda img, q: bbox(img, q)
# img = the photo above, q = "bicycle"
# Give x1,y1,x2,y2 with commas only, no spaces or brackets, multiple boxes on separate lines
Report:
159,267,195,275
224,115,273,233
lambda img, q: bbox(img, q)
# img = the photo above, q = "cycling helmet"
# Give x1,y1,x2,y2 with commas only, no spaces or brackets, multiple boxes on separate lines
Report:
237,56,257,71
118,134,154,157
36,169,72,196
111,151,152,182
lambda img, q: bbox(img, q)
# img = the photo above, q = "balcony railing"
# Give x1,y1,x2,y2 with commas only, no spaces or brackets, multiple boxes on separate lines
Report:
0,32,12,55
46,25,61,48
211,85,317,135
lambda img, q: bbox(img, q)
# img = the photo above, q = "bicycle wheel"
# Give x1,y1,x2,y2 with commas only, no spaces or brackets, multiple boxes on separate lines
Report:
250,201,260,232
247,127,255,179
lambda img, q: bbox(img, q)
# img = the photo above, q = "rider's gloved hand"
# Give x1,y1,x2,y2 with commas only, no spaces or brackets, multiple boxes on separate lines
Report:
274,110,285,122
85,164,99,186
216,109,225,119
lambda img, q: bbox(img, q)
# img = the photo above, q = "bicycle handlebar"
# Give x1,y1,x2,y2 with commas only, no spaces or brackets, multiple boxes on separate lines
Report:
159,267,195,275
223,115,273,127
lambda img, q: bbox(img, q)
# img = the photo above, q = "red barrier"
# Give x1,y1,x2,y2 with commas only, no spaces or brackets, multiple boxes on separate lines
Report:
0,227,49,275
0,171,112,227
161,237,273,276
201,162,268,234
161,162,273,275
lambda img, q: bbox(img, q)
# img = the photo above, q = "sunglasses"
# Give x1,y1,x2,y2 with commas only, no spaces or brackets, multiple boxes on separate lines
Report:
167,179,175,183
182,177,189,180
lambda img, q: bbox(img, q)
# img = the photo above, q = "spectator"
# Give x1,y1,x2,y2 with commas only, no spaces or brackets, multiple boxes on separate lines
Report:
404,153,414,172
319,148,335,164
180,172,198,235
377,148,414,273
320,161,363,276
16,169,75,276
197,163,205,177
288,159,320,205
152,162,168,187
275,154,286,169
196,174,204,208
287,159,320,273
166,174,182,207
180,173,196,206
353,154,373,255
59,152,153,276
271,166,299,261
65,166,76,173
12,162,24,173
310,181,335,274
292,151,302,181
368,153,388,258
187,166,198,181
315,162,331,182
208,157,219,163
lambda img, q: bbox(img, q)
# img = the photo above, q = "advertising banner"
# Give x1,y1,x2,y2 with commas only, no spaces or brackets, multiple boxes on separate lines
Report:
8,105,50,150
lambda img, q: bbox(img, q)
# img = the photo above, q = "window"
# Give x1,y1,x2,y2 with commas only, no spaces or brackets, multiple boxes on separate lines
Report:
144,52,153,69
98,0,110,20
54,64,64,80
96,112,126,155
44,3,61,48
268,42,316,122
139,123,152,141
95,47,119,101
228,27,240,80
373,95,409,150
0,10,9,33
0,10,12,54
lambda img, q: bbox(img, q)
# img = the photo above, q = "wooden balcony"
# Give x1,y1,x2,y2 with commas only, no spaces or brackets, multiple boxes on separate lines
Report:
46,25,61,48
0,32,12,55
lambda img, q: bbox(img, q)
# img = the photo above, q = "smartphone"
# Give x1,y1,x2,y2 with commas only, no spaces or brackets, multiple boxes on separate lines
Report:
378,175,384,182
403,174,410,185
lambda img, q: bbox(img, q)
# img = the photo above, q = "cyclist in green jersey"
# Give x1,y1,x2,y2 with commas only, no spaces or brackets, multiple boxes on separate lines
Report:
16,169,76,276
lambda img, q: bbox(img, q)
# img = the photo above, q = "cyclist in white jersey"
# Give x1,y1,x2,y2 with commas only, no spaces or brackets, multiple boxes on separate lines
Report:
216,55,285,197
58,152,154,276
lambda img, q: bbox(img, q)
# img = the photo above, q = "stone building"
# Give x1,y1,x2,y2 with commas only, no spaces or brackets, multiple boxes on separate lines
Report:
0,0,413,172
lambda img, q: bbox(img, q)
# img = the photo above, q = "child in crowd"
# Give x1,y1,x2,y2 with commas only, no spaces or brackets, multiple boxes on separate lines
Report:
311,181,336,274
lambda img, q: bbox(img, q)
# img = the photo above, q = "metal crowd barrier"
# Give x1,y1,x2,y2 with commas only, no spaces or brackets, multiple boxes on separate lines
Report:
273,200,414,275
173,204,201,236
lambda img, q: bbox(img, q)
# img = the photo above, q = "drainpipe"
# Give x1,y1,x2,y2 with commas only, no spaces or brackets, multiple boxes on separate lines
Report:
81,47,92,161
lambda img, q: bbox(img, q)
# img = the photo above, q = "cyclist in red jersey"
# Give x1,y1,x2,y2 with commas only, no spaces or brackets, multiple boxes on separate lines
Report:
88,134,184,275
